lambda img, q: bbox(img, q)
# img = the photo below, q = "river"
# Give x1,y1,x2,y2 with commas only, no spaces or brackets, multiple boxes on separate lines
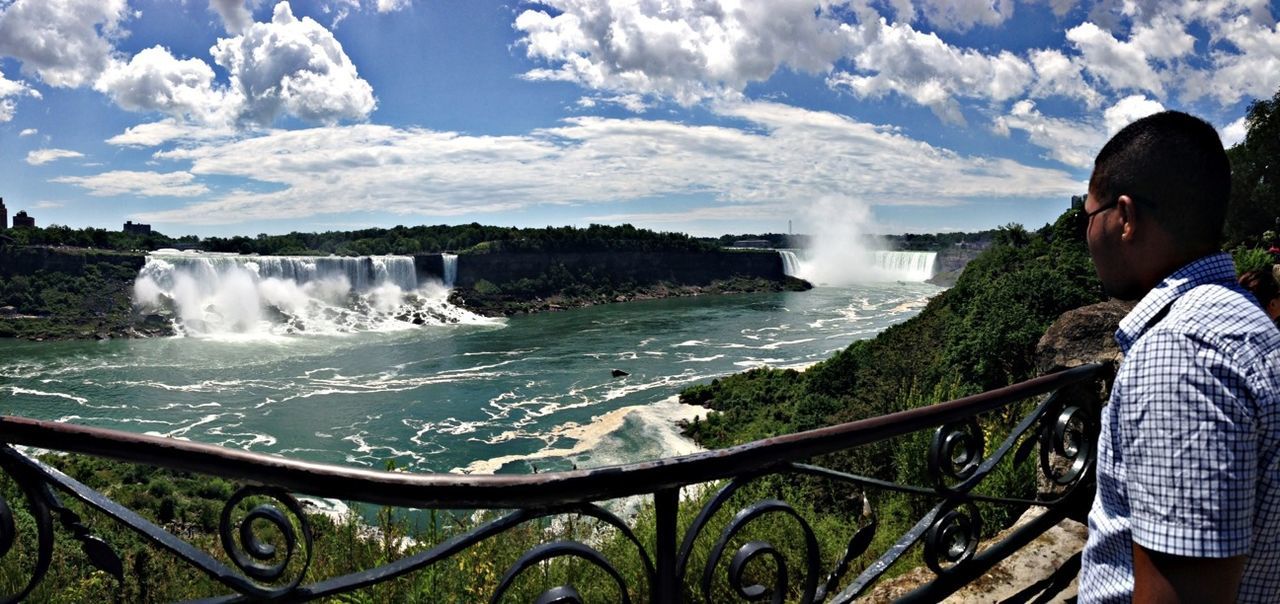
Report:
0,256,941,476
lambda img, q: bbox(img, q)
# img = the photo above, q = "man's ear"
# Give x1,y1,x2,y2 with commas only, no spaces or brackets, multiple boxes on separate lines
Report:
1117,194,1136,241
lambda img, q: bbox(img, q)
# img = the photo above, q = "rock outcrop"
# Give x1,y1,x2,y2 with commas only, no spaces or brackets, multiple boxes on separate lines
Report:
1035,299,1133,374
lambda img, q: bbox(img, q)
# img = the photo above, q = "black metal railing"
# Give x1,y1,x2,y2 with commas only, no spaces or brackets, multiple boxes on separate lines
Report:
0,363,1106,602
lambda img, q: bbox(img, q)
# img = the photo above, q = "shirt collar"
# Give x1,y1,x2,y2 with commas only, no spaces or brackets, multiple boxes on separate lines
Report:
1115,252,1238,353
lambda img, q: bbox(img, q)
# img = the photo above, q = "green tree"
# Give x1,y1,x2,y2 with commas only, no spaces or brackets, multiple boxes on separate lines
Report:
1225,87,1280,245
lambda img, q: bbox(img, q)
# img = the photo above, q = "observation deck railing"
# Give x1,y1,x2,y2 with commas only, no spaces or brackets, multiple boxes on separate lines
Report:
0,362,1107,602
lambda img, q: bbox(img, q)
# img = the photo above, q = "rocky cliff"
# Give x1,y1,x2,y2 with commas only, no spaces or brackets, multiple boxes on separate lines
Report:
416,250,808,315
0,245,159,339
415,249,787,287
0,245,145,276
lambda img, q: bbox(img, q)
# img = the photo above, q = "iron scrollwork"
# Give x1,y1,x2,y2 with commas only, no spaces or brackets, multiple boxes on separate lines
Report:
1040,403,1096,489
218,486,314,596
922,502,982,575
0,447,55,604
928,419,985,491
0,363,1105,602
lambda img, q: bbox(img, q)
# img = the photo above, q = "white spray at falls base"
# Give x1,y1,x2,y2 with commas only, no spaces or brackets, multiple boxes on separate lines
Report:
134,251,490,337
781,249,936,283
786,197,938,285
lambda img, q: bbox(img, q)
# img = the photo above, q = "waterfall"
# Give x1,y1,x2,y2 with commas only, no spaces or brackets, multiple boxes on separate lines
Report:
778,250,802,278
134,251,486,337
442,253,458,287
784,248,937,284
870,251,938,281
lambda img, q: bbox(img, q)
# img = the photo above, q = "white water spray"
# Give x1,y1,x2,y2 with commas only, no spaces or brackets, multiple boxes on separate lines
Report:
789,197,938,284
134,251,489,338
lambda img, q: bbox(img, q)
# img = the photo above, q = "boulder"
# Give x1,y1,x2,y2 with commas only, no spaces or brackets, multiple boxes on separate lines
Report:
1034,299,1133,374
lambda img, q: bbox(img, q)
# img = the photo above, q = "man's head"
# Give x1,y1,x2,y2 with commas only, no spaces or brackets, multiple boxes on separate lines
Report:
1085,111,1231,300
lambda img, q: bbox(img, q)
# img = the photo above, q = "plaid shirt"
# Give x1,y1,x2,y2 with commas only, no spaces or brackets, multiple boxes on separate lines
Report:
1080,252,1280,602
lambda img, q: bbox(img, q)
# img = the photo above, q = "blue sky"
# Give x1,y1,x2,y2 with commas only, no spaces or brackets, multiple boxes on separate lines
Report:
0,0,1274,237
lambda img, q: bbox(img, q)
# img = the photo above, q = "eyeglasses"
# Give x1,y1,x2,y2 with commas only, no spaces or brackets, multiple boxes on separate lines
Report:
1077,197,1119,234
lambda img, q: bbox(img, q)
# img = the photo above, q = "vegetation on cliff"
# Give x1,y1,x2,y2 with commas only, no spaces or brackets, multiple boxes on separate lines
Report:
0,249,155,340
3,223,717,256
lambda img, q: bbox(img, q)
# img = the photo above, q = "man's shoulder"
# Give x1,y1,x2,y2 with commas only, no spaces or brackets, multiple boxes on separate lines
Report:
1170,281,1277,338
1130,281,1279,366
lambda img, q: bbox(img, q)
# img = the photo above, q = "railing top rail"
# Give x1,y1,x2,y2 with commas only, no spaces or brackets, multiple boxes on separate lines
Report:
0,363,1104,508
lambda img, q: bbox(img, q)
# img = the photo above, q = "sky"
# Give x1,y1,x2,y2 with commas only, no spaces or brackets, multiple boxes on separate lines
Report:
0,0,1275,238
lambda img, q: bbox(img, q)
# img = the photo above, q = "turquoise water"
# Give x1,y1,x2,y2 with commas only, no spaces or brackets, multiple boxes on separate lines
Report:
0,284,939,475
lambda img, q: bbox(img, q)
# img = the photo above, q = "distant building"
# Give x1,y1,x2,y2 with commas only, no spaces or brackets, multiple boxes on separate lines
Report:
0,197,6,231
11,210,33,229
123,220,152,235
1071,194,1086,210
731,239,772,249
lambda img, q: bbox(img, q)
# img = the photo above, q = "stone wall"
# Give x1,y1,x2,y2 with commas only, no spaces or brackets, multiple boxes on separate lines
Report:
414,250,786,288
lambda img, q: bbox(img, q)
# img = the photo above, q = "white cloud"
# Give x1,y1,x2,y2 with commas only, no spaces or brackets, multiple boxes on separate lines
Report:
374,0,410,13
1039,0,1079,18
0,0,132,88
211,1,377,125
513,0,1275,127
831,17,1034,124
1066,21,1163,96
130,101,1079,225
1079,1,1279,106
210,0,254,34
19,128,36,136
1102,94,1164,136
32,200,64,209
994,94,1165,169
514,0,853,105
1190,12,1280,105
993,100,1103,168
94,46,228,122
106,119,238,147
1220,115,1248,148
1028,49,1102,107
25,148,85,165
53,170,210,197
0,67,39,122
916,0,1015,33
89,1,374,129
583,203,789,226
1130,14,1195,61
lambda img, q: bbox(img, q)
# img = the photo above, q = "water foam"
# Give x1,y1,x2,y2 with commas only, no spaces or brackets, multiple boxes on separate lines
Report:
134,251,496,338
456,397,708,474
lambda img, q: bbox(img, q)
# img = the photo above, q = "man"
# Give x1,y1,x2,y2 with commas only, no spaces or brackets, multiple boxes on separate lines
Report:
1079,111,1280,602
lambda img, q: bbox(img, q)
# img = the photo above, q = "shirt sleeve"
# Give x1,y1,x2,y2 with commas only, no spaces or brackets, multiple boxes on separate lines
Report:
1118,327,1257,558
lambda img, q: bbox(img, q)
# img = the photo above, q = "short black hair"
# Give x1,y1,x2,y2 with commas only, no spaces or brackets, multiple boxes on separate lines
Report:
1089,111,1231,250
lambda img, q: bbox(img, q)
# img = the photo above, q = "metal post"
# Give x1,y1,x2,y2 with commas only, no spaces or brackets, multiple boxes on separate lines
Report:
655,487,679,603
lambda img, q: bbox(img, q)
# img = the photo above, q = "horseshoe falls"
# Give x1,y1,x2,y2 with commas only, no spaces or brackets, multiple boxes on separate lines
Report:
870,251,938,281
779,249,937,283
